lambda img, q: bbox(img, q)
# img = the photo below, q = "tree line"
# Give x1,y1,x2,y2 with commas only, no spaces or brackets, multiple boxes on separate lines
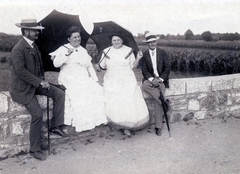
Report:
184,29,240,42
0,33,21,52
1,30,240,53
136,30,240,42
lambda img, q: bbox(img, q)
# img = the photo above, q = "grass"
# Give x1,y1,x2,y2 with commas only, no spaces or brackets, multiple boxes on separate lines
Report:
0,52,11,91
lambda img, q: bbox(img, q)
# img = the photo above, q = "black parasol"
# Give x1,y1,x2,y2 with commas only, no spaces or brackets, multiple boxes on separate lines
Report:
35,10,90,72
35,10,139,71
159,90,171,137
90,21,139,56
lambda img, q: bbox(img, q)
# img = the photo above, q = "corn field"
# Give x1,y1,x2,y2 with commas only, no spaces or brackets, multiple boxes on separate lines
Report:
164,47,240,76
87,44,240,77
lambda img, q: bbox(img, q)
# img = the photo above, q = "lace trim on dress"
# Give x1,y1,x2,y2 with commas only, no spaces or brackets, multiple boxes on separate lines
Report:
107,115,150,131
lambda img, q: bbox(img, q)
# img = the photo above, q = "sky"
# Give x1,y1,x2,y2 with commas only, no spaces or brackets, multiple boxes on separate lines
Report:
0,0,240,36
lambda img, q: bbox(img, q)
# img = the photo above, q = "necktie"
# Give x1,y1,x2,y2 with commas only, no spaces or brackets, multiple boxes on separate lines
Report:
152,51,154,57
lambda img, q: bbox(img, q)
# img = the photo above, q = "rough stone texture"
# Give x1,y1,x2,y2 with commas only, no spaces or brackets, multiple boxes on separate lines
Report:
212,78,233,91
217,93,228,105
235,93,240,104
195,111,207,120
183,112,194,122
202,94,216,111
166,79,186,96
197,93,207,99
233,76,240,89
168,96,188,111
0,93,8,113
230,105,240,111
188,99,200,110
1,73,240,158
37,95,53,109
187,79,211,93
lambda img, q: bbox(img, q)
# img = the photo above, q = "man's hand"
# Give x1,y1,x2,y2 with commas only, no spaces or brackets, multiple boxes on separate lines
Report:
40,81,50,88
152,78,162,87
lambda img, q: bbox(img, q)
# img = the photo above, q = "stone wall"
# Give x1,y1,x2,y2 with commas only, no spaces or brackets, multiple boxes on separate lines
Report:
1,73,240,159
163,73,240,122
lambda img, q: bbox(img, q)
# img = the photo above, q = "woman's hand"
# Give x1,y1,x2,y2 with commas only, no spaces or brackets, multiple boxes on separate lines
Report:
133,50,143,68
50,55,56,61
94,64,102,72
65,48,74,56
68,48,74,54
136,50,143,60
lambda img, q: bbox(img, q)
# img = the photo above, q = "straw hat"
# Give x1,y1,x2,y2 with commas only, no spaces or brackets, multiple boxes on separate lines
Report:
15,19,44,30
142,32,159,43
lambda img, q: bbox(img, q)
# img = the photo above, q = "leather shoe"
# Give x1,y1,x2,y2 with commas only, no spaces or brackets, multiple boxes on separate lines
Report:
50,126,70,137
155,128,162,136
30,151,46,161
123,130,131,137
69,127,81,136
41,144,49,151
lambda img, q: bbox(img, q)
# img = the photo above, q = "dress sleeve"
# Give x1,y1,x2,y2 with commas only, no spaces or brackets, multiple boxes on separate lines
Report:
85,54,99,81
87,64,99,81
129,52,135,69
49,46,68,68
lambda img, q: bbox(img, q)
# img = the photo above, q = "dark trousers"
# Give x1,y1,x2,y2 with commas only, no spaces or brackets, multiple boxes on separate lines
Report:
24,84,65,152
142,80,165,129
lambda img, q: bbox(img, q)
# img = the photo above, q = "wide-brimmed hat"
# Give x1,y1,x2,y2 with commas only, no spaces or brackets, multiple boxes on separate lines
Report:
15,19,45,30
142,32,159,43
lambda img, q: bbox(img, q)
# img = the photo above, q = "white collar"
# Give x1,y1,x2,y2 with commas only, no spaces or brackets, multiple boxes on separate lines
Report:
149,48,156,53
23,36,34,48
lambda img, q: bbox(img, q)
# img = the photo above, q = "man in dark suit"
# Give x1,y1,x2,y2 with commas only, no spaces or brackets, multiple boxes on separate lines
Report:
141,32,170,136
10,19,68,160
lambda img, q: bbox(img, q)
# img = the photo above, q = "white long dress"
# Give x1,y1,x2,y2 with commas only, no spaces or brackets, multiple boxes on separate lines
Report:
99,45,149,130
50,43,107,132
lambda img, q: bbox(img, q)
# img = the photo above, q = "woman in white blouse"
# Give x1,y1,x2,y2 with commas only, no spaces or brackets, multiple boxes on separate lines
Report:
50,26,107,133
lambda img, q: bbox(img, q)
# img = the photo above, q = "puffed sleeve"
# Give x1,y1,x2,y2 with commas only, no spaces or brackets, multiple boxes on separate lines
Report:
49,46,68,68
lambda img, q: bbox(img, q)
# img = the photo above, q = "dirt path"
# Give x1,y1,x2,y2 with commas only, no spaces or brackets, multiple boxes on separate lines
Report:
1,117,240,174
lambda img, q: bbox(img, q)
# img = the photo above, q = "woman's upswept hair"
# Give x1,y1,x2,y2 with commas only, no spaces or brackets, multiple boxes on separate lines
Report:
66,26,81,38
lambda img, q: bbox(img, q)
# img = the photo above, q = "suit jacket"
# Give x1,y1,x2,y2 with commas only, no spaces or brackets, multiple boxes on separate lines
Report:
141,47,170,88
10,38,44,105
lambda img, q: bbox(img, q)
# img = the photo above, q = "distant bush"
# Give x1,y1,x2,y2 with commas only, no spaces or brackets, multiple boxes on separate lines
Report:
0,33,21,52
202,31,213,42
0,69,11,91
0,56,6,63
184,29,194,40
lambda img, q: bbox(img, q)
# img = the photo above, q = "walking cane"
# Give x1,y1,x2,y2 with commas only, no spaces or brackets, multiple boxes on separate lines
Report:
159,88,171,137
46,88,51,155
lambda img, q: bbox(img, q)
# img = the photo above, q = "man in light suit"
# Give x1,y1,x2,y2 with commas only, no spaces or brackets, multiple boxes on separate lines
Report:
141,32,170,136
10,19,68,160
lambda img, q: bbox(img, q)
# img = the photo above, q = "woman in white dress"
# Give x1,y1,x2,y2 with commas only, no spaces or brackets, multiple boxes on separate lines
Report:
98,33,149,136
50,26,107,133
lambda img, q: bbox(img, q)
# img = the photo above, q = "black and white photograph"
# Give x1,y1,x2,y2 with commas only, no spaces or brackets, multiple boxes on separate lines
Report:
0,0,240,173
